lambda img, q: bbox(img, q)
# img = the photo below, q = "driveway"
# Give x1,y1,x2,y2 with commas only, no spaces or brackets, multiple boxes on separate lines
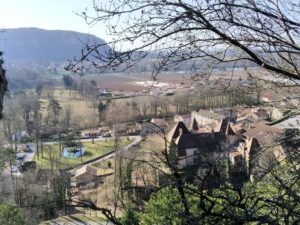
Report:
22,143,36,162
42,136,113,146
90,135,142,161
68,135,142,174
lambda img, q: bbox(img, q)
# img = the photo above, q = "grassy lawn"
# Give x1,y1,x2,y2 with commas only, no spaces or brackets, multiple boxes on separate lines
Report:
34,139,131,169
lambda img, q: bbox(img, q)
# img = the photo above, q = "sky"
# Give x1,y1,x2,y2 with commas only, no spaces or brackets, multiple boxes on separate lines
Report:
0,0,110,41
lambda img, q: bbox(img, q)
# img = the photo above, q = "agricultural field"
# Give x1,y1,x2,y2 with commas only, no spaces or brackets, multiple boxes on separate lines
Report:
39,97,95,126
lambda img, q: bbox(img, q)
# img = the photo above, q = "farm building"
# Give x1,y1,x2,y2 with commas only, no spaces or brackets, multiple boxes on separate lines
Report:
74,165,97,187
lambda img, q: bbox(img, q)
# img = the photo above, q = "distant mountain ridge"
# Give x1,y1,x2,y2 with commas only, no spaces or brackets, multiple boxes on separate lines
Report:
0,28,109,62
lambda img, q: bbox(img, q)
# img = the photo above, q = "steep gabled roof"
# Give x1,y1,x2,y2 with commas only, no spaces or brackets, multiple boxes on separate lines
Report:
113,123,127,132
168,121,190,141
75,165,97,177
219,117,236,135
195,109,225,120
177,133,225,156
192,118,199,130
150,118,169,127
244,123,283,145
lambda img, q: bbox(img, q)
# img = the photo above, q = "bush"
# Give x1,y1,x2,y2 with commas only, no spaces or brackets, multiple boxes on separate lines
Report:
120,204,139,225
0,204,25,225
19,136,33,144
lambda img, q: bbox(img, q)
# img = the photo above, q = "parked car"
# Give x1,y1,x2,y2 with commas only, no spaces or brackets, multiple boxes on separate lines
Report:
131,142,140,147
102,132,111,138
10,165,18,173
23,144,32,153
20,161,37,171
16,153,26,160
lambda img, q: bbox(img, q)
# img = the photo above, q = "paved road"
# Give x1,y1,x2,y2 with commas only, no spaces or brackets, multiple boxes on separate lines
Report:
43,135,137,145
20,135,138,163
2,135,141,177
68,135,142,174
1,166,22,177
0,145,27,199
1,143,37,177
89,135,142,163
0,164,22,202
23,143,36,162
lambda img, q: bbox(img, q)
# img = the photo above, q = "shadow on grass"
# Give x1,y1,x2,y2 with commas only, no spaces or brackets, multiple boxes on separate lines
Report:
67,215,86,224
66,215,106,224
83,152,94,157
87,215,106,223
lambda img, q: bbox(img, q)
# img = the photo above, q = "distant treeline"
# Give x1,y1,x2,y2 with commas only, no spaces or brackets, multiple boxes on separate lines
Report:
189,91,259,111
103,89,259,124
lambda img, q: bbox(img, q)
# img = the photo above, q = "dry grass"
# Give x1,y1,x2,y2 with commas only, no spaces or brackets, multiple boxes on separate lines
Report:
40,215,107,225
73,175,122,217
39,93,95,126
67,135,168,218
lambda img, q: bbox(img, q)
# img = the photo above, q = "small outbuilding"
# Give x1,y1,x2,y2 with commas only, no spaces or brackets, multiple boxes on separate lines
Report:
74,165,97,187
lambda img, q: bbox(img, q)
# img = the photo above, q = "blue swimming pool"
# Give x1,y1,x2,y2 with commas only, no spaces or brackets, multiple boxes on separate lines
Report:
61,147,85,158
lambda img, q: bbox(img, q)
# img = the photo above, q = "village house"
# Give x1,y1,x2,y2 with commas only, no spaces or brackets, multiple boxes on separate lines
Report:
260,93,273,103
113,123,128,136
190,110,225,132
243,123,284,146
150,118,169,129
174,114,191,128
127,123,143,135
139,118,170,137
168,120,242,171
235,107,270,121
189,109,238,134
242,123,285,178
243,123,285,156
270,107,283,120
254,108,270,120
231,107,274,133
81,128,102,138
280,97,299,107
168,109,287,180
74,165,97,187
273,115,300,129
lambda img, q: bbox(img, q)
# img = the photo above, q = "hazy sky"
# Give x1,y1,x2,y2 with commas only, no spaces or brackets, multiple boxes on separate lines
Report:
0,0,110,40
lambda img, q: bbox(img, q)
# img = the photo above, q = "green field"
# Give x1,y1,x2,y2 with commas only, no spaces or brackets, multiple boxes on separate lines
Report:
34,139,131,169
